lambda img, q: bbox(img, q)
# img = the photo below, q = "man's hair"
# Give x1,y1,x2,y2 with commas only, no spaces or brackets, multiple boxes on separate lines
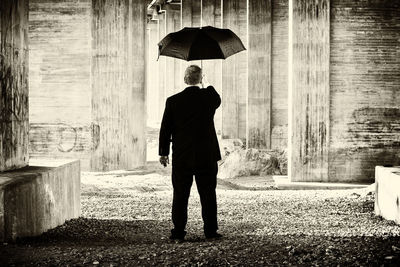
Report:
184,65,202,85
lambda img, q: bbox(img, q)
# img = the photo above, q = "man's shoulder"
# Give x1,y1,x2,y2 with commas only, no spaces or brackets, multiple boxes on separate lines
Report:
167,91,185,102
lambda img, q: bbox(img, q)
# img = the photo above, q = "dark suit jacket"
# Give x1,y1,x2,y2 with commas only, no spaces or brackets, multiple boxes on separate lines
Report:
159,85,222,167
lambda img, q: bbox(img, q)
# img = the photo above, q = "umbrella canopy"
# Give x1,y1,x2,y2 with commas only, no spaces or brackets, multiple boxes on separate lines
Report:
158,26,246,61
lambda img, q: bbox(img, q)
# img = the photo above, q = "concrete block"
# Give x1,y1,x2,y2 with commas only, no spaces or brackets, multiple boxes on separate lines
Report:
0,159,80,241
375,166,400,224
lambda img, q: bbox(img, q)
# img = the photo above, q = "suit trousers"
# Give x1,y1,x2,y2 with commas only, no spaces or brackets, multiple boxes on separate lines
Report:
171,161,218,236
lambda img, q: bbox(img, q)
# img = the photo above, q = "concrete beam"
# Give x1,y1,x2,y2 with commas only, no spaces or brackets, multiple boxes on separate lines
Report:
221,0,248,140
247,0,272,149
288,0,330,182
0,0,29,172
91,0,147,171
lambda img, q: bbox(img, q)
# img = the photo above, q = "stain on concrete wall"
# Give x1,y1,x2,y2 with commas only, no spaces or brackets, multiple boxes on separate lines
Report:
29,123,98,170
28,0,92,169
330,0,400,182
0,0,30,171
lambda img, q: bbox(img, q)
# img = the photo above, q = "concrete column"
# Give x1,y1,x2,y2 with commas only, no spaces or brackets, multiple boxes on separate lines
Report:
181,0,201,68
165,5,181,97
222,0,247,140
247,0,272,149
288,0,330,181
181,0,201,27
157,12,167,122
91,0,147,171
147,21,160,126
0,0,29,171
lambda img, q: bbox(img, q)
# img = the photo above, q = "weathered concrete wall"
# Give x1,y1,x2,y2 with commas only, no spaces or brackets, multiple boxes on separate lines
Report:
329,0,400,182
247,0,271,149
28,0,92,170
91,0,147,171
221,0,247,140
271,0,288,150
289,0,330,182
0,159,80,241
0,0,30,172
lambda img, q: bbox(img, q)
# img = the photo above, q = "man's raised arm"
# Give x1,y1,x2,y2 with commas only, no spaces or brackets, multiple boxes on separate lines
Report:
206,86,221,109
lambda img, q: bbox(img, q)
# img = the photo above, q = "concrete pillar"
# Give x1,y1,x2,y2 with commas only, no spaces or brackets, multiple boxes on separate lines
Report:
91,0,147,171
0,0,29,171
165,5,181,97
288,0,330,181
157,12,167,122
247,0,272,149
181,0,201,68
147,21,160,126
271,0,289,150
221,0,247,140
181,0,201,27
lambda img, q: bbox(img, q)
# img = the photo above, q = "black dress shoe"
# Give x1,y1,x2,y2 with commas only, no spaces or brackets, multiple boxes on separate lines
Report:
205,232,223,239
170,229,186,241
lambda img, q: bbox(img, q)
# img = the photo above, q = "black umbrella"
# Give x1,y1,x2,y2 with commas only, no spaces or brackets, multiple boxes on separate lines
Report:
158,26,246,61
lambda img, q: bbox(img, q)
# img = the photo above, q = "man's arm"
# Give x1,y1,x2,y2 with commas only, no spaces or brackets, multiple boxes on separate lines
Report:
159,98,173,158
206,86,221,109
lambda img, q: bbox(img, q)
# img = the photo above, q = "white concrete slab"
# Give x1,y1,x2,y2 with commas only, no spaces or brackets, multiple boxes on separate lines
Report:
375,166,400,224
273,176,369,190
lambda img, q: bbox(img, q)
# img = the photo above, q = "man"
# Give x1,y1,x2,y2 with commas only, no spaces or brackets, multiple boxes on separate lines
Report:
159,65,222,241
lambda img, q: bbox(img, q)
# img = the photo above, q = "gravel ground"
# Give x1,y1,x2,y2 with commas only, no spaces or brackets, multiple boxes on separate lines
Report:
1,166,400,266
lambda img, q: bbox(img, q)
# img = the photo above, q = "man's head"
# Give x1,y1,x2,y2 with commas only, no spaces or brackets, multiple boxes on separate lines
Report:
184,65,202,85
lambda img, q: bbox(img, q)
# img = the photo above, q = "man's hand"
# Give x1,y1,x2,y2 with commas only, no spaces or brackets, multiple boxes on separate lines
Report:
201,74,210,88
160,156,169,167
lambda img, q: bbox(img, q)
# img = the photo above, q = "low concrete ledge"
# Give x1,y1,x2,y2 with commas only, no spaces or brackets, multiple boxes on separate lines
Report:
0,159,80,241
273,176,369,190
375,166,400,224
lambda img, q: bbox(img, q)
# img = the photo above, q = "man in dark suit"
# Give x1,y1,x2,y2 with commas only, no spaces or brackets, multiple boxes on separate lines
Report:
159,65,222,241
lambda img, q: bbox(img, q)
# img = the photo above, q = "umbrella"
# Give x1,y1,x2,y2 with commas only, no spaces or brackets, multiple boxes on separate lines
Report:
158,26,246,61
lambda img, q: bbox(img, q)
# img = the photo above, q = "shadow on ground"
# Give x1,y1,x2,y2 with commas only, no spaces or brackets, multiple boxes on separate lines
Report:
1,217,400,266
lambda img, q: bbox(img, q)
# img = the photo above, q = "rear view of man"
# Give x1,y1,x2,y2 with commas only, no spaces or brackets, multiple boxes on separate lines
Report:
159,65,222,241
